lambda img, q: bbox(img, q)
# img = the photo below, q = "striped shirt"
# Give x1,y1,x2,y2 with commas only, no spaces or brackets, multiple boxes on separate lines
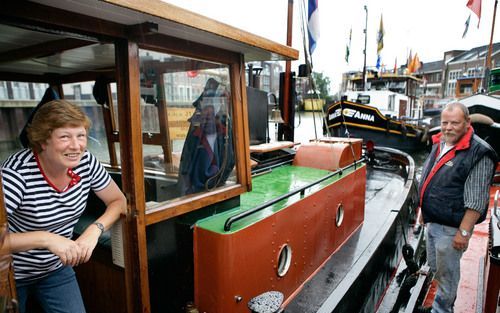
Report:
437,141,496,215
1,149,111,281
463,155,495,214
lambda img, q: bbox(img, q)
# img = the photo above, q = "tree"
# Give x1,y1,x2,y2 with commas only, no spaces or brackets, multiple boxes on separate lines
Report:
312,72,332,102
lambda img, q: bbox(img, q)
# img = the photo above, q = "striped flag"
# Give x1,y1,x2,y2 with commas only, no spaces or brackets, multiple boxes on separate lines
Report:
308,0,320,55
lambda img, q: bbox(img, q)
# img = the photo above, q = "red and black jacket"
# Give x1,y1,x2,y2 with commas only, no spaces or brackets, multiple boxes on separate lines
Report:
419,127,496,227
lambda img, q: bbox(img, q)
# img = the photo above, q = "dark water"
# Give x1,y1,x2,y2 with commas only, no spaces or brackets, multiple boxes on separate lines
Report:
412,149,430,181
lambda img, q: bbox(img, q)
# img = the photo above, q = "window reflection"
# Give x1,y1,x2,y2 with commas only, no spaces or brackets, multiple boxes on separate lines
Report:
139,50,236,205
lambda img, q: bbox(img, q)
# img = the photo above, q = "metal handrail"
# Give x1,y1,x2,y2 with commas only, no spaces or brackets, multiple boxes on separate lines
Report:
223,158,366,232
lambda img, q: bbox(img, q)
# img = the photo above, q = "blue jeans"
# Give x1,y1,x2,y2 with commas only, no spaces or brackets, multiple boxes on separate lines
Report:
426,223,464,313
16,266,86,313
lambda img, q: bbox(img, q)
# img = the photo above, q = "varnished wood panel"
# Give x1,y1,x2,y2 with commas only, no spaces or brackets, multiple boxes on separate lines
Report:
145,185,246,225
75,246,127,313
104,0,298,60
115,39,151,313
232,56,252,189
0,176,17,312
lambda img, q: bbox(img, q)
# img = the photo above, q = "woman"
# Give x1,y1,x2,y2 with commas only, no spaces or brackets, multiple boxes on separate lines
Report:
1,100,126,313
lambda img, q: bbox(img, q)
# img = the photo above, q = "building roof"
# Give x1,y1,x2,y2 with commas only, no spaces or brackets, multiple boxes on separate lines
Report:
420,60,443,73
448,43,500,64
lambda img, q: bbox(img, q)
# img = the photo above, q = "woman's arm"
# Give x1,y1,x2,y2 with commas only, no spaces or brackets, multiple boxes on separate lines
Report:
8,231,83,266
75,179,126,263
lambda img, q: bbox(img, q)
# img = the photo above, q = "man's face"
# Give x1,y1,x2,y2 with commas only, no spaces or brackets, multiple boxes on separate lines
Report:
440,107,470,145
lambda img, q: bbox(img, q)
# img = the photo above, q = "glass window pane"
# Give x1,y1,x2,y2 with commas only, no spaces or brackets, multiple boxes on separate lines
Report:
0,81,49,162
62,82,116,165
139,49,236,205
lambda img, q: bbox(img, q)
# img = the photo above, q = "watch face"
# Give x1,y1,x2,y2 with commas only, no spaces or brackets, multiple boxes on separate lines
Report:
461,229,468,236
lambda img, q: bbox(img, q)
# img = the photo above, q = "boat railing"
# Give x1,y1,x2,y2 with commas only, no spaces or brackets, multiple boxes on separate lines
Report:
223,157,366,231
369,146,415,184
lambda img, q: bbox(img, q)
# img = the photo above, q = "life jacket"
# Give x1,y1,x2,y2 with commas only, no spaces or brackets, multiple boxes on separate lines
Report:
419,127,497,227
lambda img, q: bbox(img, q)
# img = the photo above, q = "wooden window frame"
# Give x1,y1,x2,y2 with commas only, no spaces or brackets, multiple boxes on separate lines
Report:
134,35,252,226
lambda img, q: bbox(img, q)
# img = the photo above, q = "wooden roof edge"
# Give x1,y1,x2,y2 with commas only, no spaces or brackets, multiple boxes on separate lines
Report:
103,0,299,61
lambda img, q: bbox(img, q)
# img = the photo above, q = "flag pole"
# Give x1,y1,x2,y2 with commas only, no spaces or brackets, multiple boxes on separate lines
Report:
486,0,497,70
283,0,293,129
482,0,497,91
362,5,368,91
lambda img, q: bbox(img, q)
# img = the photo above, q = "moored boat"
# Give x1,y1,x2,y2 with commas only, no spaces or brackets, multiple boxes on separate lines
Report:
326,73,429,153
0,1,421,313
326,98,429,153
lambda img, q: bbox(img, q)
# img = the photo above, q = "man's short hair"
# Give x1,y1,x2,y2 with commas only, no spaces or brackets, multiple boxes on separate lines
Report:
443,102,470,120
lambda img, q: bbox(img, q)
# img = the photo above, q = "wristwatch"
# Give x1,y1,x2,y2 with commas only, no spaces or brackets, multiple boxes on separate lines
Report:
93,222,105,236
459,228,470,237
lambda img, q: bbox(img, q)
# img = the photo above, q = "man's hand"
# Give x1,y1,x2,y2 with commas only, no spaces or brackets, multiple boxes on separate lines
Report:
452,231,469,251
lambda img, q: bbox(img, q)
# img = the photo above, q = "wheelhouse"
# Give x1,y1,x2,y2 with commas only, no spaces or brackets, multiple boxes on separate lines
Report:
0,1,297,312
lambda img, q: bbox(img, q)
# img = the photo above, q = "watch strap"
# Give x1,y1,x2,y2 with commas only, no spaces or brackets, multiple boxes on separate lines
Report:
93,222,105,236
459,228,470,237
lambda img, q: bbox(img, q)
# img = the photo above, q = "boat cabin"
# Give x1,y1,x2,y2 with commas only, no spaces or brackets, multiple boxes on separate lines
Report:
0,1,298,312
342,72,423,120
0,2,430,313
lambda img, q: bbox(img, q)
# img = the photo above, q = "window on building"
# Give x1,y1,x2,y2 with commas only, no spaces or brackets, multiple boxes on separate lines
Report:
446,82,456,96
0,81,7,99
12,82,30,99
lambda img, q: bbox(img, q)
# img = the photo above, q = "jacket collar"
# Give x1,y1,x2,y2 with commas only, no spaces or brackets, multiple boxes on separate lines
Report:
431,126,474,151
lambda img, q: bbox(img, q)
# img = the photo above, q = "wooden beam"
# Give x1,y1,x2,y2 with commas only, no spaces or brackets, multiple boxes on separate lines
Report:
0,176,17,309
1,2,126,40
0,69,115,85
145,185,246,225
138,33,240,65
126,22,158,39
104,0,298,61
233,55,252,190
115,39,151,313
0,38,96,64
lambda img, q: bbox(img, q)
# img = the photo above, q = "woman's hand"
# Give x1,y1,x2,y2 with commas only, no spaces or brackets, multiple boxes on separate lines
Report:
75,225,101,264
45,233,83,267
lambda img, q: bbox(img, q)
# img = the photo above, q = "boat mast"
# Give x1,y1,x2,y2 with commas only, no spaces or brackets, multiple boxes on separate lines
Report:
283,0,293,128
362,5,368,91
484,0,498,90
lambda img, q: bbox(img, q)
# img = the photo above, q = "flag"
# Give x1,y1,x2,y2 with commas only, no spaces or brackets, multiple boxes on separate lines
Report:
308,0,320,55
345,27,352,63
393,57,398,73
409,53,421,73
466,0,481,27
376,54,382,71
463,14,471,38
413,53,421,72
376,15,384,54
407,50,413,73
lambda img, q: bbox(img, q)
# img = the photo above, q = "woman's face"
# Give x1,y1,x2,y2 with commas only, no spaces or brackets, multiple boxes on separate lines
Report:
41,126,87,169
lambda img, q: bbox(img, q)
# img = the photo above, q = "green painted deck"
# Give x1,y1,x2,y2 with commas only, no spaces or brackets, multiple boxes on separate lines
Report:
196,164,363,233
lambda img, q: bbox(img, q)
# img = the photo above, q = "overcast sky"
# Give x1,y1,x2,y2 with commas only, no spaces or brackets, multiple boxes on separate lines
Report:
164,0,499,93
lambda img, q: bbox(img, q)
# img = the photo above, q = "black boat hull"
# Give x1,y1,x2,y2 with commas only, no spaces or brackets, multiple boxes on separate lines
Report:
326,100,428,152
286,147,420,313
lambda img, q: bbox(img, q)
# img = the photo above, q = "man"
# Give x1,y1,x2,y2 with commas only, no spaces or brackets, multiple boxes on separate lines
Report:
419,102,497,313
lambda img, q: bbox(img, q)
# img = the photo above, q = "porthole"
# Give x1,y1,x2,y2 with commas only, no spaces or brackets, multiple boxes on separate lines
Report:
336,203,344,227
277,244,292,277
